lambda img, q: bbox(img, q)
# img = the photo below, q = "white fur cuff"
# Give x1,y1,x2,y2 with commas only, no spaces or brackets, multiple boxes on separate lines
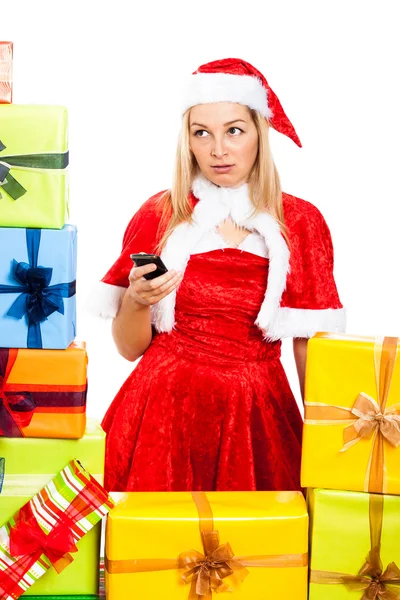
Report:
264,307,347,341
84,281,127,319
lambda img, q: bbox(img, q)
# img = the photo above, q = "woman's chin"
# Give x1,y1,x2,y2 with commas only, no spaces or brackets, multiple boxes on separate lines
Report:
206,170,244,187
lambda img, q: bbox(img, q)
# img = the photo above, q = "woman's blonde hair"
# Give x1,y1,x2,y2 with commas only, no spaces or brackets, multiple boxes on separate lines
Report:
155,106,289,253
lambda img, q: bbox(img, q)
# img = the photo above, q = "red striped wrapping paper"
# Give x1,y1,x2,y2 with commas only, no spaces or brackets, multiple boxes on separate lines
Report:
0,459,114,599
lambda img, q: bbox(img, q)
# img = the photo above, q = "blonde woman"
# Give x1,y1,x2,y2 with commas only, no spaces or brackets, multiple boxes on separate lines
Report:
91,58,345,492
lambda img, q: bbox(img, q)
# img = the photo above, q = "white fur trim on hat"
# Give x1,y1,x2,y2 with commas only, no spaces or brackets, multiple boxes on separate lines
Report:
181,73,273,119
263,307,347,341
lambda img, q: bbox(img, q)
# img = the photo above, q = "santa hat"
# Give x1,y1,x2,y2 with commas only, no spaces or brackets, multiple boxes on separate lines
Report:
181,58,302,147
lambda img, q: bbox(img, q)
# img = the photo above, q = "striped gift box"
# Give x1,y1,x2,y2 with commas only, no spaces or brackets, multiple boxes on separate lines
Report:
0,459,114,600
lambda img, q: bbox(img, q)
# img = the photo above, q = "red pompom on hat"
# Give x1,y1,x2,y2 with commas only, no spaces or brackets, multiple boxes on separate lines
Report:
181,57,302,148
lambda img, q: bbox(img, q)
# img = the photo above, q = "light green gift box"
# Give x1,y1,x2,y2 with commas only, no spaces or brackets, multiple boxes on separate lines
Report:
26,597,99,599
25,597,99,600
0,105,69,229
308,488,400,599
0,419,105,596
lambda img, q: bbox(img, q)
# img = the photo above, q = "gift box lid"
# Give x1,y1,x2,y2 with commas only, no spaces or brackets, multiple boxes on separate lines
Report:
0,104,68,153
106,490,308,560
0,419,105,496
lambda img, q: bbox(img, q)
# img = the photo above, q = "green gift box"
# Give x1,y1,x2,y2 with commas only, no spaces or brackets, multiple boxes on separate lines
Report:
308,488,400,599
0,105,69,229
0,419,105,596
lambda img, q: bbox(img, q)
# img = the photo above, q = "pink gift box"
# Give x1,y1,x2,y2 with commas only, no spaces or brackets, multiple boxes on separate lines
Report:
0,42,13,104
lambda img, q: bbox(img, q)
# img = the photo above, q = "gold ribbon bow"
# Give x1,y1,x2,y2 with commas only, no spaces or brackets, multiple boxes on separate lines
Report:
305,336,400,493
343,392,400,450
311,495,400,599
178,531,248,598
105,491,308,599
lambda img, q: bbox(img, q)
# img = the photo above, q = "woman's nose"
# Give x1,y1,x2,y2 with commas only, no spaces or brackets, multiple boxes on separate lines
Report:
211,137,228,158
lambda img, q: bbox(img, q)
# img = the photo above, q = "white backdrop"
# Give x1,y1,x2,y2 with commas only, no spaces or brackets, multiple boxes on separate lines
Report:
3,0,400,420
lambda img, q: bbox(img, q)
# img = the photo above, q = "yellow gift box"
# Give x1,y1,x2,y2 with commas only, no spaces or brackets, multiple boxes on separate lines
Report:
308,488,400,599
105,491,308,600
301,333,400,494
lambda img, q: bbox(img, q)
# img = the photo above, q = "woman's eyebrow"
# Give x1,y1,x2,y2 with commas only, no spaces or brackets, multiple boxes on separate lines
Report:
190,119,247,128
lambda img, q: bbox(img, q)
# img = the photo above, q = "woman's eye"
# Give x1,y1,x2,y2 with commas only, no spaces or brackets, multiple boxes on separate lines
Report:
193,127,243,137
228,127,243,135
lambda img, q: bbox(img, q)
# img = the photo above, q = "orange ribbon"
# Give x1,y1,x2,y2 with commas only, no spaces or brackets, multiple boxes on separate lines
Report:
304,336,400,493
310,494,400,599
105,491,308,599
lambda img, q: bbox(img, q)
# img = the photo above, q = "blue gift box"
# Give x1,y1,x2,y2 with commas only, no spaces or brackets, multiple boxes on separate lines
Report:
0,225,77,349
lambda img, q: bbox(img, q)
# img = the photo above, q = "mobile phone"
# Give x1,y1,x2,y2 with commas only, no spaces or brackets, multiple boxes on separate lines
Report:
130,253,168,280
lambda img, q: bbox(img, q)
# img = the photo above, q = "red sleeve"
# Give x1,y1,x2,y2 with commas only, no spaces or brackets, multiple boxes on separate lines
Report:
282,199,343,310
86,190,169,319
102,191,168,288
267,195,346,339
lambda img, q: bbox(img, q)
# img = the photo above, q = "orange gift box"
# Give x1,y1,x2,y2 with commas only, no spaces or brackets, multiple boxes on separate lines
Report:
0,342,87,439
0,41,13,104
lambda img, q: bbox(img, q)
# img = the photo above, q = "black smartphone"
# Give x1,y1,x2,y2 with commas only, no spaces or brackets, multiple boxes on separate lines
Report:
130,253,168,280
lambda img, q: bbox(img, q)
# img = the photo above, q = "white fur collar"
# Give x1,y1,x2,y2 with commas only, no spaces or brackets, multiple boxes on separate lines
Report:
151,173,290,336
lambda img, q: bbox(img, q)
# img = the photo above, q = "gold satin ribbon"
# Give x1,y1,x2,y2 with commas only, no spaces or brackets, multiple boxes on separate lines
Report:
105,491,308,599
310,494,400,599
304,336,400,493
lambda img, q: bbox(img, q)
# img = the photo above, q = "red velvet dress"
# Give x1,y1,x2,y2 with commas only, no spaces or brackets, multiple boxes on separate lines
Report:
93,174,345,492
102,249,303,491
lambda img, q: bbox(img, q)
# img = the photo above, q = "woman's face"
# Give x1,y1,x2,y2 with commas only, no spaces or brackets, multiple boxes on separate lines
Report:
189,102,259,188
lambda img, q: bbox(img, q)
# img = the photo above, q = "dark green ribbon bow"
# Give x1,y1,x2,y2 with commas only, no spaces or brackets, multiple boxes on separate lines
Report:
0,140,69,200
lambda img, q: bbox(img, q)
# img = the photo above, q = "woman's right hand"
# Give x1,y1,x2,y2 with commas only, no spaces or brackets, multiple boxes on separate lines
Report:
127,262,184,307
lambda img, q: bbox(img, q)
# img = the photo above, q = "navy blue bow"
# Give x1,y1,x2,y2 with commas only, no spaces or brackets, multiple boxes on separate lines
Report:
0,229,76,348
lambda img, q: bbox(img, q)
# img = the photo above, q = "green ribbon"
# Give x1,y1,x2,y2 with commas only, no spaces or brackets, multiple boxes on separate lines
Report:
0,140,69,201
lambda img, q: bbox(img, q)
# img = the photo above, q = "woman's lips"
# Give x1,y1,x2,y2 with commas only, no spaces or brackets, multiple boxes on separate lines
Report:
212,165,234,173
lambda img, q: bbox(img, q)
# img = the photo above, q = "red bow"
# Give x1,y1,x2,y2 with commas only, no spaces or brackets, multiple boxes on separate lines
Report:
0,348,37,437
10,510,78,574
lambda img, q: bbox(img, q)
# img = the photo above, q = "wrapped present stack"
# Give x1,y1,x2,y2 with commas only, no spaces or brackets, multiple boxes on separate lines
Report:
301,332,400,599
0,42,114,598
